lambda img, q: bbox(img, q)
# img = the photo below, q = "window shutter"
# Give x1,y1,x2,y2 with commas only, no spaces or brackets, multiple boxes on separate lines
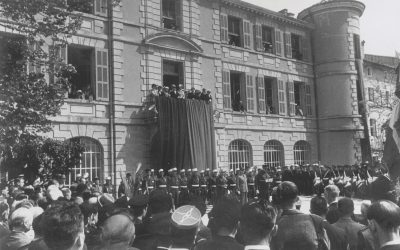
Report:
302,36,309,61
246,74,254,113
256,76,266,114
284,32,292,58
305,83,312,116
220,13,228,43
254,23,262,51
175,0,182,30
243,19,251,49
275,29,282,56
95,0,107,16
287,81,295,116
222,70,231,110
278,80,286,115
96,48,109,100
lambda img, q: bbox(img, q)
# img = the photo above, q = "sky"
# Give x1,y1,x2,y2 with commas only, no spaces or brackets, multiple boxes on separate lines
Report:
242,0,400,57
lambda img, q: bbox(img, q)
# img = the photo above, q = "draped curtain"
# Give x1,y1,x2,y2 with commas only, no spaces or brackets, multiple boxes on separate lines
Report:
153,97,216,171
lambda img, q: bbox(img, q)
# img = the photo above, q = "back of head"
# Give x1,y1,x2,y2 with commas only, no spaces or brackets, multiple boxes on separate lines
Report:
369,175,396,202
310,196,328,217
338,197,354,217
240,203,276,245
100,213,135,246
367,200,400,231
208,198,241,235
40,201,84,250
10,207,33,231
275,181,298,208
148,189,173,215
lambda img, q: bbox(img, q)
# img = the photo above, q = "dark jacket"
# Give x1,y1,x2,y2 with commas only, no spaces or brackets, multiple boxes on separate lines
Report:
194,235,244,250
0,231,32,250
322,220,348,250
326,201,340,224
271,209,330,250
333,217,364,250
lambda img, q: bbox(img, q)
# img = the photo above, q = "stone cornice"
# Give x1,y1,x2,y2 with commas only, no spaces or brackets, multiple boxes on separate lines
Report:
218,0,315,30
298,0,365,20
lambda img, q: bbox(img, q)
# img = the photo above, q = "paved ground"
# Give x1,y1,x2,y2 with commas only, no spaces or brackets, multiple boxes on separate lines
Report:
202,195,363,225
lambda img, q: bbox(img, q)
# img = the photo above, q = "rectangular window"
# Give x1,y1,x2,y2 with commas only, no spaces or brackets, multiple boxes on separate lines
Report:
291,34,303,60
368,87,374,102
162,0,181,30
264,77,278,114
262,26,274,54
162,60,184,88
230,72,246,112
68,45,95,100
67,0,107,16
370,119,377,137
354,34,361,59
228,16,242,47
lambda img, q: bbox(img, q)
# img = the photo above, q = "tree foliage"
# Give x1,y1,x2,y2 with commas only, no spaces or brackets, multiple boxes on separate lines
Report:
0,0,91,181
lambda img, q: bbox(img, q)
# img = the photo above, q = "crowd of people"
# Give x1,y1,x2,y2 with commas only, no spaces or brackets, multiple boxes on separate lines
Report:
149,84,212,102
0,163,399,250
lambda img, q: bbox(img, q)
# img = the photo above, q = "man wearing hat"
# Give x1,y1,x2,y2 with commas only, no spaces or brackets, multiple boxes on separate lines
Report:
129,194,149,236
189,168,200,198
199,170,207,203
178,169,189,205
208,169,218,205
227,169,237,197
170,84,179,98
168,168,180,208
156,169,168,193
102,176,114,196
216,170,228,200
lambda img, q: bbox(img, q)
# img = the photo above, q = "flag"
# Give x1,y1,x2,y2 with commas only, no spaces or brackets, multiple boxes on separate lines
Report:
383,102,400,179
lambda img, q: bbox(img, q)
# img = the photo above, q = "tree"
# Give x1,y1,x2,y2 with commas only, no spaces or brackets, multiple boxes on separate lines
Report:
0,0,95,182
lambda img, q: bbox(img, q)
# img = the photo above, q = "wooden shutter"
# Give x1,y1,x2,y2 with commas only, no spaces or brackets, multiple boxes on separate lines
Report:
220,13,228,43
96,48,109,100
175,0,182,30
284,32,292,58
243,19,251,49
275,29,282,56
246,74,254,113
256,76,266,114
302,36,309,61
305,83,312,116
278,80,286,115
287,81,295,116
254,23,262,51
222,70,231,110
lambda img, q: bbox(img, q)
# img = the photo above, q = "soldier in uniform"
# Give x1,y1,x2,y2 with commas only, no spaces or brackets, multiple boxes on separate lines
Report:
146,169,156,194
156,169,168,193
168,168,180,208
199,170,207,203
256,169,269,204
179,169,189,206
102,176,114,196
227,169,237,198
247,168,256,200
236,168,248,205
189,168,200,198
91,177,102,195
216,170,228,199
272,167,282,190
208,169,218,205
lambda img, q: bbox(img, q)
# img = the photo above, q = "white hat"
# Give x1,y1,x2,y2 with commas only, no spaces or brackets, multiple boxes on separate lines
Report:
159,169,164,173
150,169,154,172
229,169,234,172
192,168,198,172
76,174,82,178
180,169,186,173
168,169,173,173
172,168,177,172
187,169,192,172
212,169,218,173
83,173,89,178
106,176,112,180
206,168,210,171
200,170,205,173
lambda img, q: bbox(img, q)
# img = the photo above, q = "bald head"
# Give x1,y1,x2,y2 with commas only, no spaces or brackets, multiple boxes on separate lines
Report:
100,213,135,246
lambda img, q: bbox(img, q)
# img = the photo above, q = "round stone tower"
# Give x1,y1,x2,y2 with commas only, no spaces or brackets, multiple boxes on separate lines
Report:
298,0,366,165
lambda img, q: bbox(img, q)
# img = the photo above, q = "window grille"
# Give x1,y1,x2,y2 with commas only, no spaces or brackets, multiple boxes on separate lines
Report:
228,140,252,173
264,140,284,168
67,137,103,185
293,141,311,165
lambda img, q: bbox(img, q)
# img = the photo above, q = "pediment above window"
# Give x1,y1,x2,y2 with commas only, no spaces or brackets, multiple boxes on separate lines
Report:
143,33,203,54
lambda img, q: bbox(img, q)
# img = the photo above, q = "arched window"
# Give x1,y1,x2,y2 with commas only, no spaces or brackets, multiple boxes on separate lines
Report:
228,140,252,172
293,141,311,165
67,137,103,185
264,140,284,168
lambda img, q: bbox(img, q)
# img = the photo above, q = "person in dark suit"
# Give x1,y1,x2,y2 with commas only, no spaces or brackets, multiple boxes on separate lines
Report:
324,184,341,224
367,200,400,250
310,195,348,250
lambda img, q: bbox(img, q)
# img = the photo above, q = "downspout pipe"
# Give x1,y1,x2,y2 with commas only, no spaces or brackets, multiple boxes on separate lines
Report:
107,0,117,193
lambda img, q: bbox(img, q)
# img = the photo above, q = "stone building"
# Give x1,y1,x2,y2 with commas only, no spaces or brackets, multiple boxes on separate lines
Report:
363,54,399,161
0,0,380,185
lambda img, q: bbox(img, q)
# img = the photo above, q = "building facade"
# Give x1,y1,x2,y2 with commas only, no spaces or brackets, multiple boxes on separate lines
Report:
363,54,399,161
2,0,387,185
